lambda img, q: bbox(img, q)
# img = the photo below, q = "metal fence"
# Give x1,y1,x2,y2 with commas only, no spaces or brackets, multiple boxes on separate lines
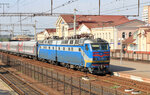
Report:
0,54,128,95
111,52,150,62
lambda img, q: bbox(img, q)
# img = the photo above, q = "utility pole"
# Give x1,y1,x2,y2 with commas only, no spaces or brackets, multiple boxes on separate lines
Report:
19,15,23,35
11,24,14,39
120,38,123,64
34,20,37,41
99,0,100,15
0,3,9,14
17,0,19,12
0,24,1,38
138,0,140,16
74,9,77,39
51,0,53,15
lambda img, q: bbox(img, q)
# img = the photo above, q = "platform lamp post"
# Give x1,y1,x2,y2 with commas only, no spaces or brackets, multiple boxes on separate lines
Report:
34,20,37,41
74,8,77,39
119,38,123,64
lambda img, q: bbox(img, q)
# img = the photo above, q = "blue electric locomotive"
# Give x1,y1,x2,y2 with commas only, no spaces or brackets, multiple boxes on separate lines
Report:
38,38,110,74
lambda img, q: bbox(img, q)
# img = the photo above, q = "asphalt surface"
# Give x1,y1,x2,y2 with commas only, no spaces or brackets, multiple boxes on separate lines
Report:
110,59,150,78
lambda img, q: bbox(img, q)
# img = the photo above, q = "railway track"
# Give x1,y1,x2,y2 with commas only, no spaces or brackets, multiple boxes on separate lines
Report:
92,75,150,94
0,67,45,95
1,52,150,95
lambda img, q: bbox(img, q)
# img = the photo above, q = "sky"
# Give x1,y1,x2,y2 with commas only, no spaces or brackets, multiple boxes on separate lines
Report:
0,0,150,35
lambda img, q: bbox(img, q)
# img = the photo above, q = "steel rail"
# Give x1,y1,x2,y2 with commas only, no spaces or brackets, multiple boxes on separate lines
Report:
0,67,45,95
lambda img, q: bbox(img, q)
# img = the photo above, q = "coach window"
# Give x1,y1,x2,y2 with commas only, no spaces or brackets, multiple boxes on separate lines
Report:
58,47,60,50
85,45,89,51
68,47,70,51
63,47,65,50
53,47,54,50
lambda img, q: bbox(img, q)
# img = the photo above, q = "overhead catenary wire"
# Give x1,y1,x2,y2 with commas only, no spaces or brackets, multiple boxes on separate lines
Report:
102,1,150,13
103,6,138,15
43,0,79,13
102,0,124,7
5,0,24,12
80,1,150,16
101,1,150,15
19,0,79,22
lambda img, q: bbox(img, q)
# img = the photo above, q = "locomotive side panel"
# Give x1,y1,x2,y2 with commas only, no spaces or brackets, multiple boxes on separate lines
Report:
38,44,56,61
57,46,83,66
38,44,84,66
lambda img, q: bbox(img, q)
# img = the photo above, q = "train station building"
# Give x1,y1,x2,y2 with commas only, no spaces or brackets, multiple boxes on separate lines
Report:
37,28,56,41
124,26,150,53
55,15,145,51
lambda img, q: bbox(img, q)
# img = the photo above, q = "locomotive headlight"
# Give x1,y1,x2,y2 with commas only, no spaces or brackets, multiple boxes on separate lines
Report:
107,57,110,60
93,58,98,61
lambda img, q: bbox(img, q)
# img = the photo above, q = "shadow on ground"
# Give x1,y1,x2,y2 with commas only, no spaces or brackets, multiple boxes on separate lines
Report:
0,65,10,68
110,65,136,72
0,65,10,74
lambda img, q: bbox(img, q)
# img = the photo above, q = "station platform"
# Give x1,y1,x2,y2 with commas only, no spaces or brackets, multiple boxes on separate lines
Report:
0,79,18,95
110,59,150,83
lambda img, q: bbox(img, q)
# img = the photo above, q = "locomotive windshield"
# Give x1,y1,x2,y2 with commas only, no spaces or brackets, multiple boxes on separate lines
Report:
91,43,109,50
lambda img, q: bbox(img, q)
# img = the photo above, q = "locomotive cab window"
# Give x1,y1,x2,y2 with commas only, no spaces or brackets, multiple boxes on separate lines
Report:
91,43,108,50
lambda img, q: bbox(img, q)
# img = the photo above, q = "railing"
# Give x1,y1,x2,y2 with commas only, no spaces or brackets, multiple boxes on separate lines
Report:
0,53,128,95
111,52,150,62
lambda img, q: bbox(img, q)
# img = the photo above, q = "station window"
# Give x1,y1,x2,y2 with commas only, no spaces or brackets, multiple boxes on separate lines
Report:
109,33,111,38
129,32,132,37
122,32,125,38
